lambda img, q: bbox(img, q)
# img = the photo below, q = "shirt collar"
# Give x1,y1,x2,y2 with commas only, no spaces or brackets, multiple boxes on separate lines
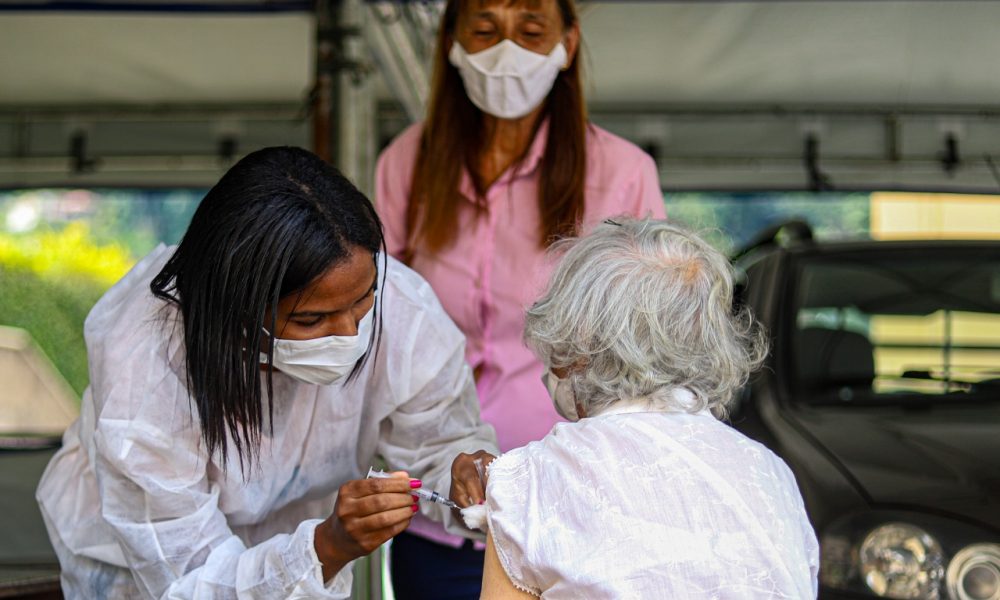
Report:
590,388,715,419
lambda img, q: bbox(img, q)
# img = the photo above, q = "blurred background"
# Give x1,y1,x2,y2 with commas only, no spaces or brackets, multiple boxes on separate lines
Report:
3,1,1000,403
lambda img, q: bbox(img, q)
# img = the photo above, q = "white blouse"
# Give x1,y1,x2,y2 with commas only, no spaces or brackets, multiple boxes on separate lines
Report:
486,402,819,599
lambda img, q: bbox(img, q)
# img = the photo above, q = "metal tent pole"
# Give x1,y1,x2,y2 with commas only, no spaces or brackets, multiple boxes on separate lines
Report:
313,0,375,194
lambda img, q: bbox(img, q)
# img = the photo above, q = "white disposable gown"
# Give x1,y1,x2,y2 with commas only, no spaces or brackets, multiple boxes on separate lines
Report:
36,245,499,599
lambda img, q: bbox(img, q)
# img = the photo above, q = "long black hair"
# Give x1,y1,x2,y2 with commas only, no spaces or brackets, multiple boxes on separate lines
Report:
150,146,384,472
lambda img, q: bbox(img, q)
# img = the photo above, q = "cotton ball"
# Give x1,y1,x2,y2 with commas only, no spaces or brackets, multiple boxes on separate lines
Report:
460,504,487,531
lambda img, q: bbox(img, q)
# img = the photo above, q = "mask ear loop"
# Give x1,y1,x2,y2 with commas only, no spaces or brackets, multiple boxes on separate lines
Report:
258,306,278,374
369,251,382,354
346,245,387,384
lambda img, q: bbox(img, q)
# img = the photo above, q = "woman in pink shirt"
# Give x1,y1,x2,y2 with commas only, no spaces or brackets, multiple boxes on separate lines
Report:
375,0,665,596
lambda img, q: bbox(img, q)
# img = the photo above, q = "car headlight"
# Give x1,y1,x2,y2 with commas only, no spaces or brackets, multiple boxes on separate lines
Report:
947,544,1000,600
858,523,945,598
820,511,1000,600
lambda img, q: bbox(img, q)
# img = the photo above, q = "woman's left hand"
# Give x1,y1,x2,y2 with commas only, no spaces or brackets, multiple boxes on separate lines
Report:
450,450,496,507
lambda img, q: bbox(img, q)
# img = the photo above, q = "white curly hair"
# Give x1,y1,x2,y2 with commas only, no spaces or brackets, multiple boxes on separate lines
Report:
524,218,767,417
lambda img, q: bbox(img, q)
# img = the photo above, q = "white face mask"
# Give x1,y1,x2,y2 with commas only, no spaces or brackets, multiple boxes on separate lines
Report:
449,39,568,120
542,368,579,421
261,305,375,386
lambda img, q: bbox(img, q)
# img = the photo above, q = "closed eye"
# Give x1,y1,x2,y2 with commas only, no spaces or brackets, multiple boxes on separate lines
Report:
291,316,323,327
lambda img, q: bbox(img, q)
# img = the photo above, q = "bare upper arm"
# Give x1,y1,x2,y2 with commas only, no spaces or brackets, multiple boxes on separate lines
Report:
480,531,538,600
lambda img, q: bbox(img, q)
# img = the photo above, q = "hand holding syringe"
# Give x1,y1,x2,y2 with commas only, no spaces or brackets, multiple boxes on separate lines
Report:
367,467,458,509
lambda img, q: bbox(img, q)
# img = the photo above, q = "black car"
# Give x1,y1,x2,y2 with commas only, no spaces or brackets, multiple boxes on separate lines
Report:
730,223,1000,600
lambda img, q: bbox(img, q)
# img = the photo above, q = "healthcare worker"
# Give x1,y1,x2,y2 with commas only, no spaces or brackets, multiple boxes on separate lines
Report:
36,146,498,599
375,0,665,595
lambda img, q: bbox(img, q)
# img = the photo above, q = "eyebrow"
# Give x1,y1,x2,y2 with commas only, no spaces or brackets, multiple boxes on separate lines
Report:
471,9,545,20
287,273,378,319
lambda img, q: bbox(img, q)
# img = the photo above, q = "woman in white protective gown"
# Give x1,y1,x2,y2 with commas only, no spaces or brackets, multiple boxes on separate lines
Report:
36,146,498,599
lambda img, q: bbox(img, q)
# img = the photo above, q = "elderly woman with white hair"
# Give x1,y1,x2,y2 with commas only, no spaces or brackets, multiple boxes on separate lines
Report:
477,218,819,599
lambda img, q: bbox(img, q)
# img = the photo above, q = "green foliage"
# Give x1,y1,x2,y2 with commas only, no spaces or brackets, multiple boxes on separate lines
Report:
0,265,104,398
86,191,202,257
0,224,136,398
0,223,134,287
666,191,871,254
0,188,872,399
0,189,202,400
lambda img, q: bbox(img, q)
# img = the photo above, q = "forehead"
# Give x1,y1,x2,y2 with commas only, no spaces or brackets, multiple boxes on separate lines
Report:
278,250,375,313
461,0,553,18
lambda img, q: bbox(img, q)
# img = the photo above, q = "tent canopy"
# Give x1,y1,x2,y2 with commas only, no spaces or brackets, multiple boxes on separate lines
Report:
1,0,999,190
3,1,998,106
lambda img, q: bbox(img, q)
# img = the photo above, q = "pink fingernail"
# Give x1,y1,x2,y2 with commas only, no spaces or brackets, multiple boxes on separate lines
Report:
411,504,419,512
409,480,422,489
411,494,419,501
479,500,485,505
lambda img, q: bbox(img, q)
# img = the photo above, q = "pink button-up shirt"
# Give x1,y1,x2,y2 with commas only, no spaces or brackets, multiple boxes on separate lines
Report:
375,121,665,546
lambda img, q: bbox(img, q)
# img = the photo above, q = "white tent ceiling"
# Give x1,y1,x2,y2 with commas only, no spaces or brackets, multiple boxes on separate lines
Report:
3,2,1000,107
1,1,999,190
0,13,314,105
582,1,1000,107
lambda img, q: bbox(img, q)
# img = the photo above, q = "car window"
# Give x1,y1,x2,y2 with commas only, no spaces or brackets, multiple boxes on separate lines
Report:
791,251,1000,402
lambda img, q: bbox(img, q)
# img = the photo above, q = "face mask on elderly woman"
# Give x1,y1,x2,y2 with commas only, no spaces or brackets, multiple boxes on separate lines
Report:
542,368,580,421
449,40,568,120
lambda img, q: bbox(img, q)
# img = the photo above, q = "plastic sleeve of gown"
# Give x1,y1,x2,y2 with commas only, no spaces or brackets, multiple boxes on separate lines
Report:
374,263,499,541
379,336,499,540
91,349,346,599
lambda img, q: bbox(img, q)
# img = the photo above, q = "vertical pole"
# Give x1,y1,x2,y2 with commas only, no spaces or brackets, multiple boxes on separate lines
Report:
14,114,30,158
338,0,376,195
313,0,341,165
943,309,952,390
312,0,374,194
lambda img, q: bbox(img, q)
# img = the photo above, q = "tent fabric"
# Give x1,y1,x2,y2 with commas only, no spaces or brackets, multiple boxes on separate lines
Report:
0,13,313,105
1,1,999,190
581,1,1000,106
3,2,999,107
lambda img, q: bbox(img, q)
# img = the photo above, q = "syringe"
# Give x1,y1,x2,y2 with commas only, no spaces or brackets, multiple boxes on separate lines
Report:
366,467,458,509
